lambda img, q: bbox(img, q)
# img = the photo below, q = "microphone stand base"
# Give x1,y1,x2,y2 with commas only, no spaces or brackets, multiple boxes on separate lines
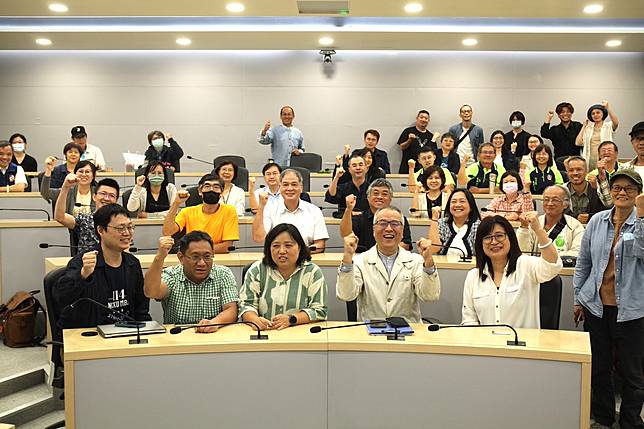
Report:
507,340,526,347
129,338,149,345
250,334,269,340
386,335,405,341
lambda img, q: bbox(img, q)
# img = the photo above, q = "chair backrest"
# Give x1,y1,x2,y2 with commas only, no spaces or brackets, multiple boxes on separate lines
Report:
210,166,250,192
214,155,246,169
290,152,323,172
122,189,138,217
539,275,562,330
234,166,249,192
43,267,67,367
135,166,176,184
288,166,311,193
185,186,203,207
241,262,254,284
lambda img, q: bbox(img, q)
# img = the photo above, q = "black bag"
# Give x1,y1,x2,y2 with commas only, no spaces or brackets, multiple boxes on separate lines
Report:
0,289,46,347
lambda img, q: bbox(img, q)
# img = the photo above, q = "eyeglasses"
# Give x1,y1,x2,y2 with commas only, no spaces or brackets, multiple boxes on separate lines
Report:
482,232,507,244
370,190,391,198
375,220,403,229
480,151,495,155
200,184,222,192
542,197,565,204
185,254,213,264
610,185,639,195
96,191,118,200
107,225,135,235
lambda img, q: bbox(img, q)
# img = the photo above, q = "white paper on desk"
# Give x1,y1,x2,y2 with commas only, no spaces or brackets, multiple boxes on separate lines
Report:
123,152,146,171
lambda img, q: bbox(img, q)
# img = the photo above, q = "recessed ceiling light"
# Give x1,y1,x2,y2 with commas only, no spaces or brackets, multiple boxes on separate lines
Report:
319,36,334,46
36,38,52,46
176,37,192,46
226,2,245,13
462,38,478,47
404,3,423,13
48,3,68,13
605,40,622,47
583,4,604,14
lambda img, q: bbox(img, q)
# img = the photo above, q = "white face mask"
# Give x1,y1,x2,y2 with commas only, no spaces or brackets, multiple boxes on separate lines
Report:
503,182,519,194
12,143,25,152
151,138,164,151
511,120,522,129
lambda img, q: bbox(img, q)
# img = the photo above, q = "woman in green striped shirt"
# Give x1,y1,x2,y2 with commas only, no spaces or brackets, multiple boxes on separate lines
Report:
239,223,328,330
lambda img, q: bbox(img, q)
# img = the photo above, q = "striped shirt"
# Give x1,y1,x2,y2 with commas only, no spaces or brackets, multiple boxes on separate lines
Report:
238,260,327,321
160,264,239,325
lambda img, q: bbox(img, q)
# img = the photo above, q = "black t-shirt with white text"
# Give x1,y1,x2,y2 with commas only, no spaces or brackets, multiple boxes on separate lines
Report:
397,126,437,173
105,261,129,321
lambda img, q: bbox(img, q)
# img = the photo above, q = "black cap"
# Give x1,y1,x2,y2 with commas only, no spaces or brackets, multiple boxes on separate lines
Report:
71,125,87,138
629,121,644,137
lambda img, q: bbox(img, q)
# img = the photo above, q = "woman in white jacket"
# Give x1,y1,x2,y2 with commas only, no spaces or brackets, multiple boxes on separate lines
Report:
575,101,619,170
127,161,177,218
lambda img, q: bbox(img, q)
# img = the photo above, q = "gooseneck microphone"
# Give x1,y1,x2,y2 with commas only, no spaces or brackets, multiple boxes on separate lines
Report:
169,320,268,340
39,243,79,250
309,321,385,333
0,208,50,221
227,245,264,252
60,297,148,344
186,155,214,166
427,242,471,263
480,207,522,214
427,323,525,347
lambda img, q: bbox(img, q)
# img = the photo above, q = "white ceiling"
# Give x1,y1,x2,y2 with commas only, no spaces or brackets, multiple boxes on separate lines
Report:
0,0,643,51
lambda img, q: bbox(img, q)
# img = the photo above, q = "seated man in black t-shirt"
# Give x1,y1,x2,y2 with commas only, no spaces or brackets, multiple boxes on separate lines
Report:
55,204,151,328
325,152,370,217
339,178,412,252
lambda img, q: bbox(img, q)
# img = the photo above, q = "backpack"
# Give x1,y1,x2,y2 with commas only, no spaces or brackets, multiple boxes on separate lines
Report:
0,290,47,347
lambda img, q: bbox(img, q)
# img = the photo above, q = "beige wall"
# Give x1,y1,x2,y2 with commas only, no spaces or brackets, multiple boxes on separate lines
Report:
0,50,642,171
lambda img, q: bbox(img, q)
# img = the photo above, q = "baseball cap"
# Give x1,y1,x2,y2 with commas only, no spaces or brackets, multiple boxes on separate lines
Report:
609,168,643,193
71,125,87,138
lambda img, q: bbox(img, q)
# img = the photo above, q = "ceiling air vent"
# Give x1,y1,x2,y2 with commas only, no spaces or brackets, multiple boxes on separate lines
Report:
297,0,350,15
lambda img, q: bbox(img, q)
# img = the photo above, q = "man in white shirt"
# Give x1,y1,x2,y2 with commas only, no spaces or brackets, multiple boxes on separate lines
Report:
71,125,107,171
0,141,27,192
336,206,441,323
252,168,328,254
248,162,282,214
517,185,585,256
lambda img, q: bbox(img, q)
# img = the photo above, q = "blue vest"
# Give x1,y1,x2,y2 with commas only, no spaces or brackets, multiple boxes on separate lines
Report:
0,163,19,187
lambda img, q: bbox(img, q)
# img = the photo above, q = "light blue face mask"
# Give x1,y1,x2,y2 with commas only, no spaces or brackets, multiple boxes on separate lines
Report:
148,175,164,185
151,138,164,151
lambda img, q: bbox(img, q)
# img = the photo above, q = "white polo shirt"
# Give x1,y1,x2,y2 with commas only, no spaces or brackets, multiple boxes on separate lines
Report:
81,143,106,170
263,198,329,246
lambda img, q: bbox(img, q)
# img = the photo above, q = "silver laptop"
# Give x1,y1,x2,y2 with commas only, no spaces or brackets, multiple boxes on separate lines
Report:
97,321,166,338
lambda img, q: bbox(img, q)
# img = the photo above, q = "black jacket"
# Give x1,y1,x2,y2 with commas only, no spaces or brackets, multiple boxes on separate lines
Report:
144,138,184,172
55,249,151,329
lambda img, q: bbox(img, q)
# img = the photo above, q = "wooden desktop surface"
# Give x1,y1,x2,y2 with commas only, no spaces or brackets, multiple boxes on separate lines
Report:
62,321,590,363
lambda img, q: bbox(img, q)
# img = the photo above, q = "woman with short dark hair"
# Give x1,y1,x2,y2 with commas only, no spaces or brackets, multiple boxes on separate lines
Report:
143,130,184,172
43,142,84,188
483,171,533,221
461,215,561,328
214,160,246,216
526,143,564,194
238,223,328,330
127,160,178,218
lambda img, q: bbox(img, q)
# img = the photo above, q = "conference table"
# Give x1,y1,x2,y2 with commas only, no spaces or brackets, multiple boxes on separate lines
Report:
62,321,591,429
45,253,579,331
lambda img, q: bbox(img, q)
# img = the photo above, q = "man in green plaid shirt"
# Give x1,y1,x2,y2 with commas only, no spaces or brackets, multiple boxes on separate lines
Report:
144,231,239,332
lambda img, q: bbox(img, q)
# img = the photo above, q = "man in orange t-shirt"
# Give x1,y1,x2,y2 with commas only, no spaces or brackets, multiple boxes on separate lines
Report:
162,174,238,253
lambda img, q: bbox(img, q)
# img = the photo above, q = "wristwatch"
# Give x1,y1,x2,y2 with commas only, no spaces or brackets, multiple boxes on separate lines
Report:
289,314,298,326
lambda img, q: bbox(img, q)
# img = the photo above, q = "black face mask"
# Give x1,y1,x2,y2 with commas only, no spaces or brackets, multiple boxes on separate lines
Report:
202,191,220,205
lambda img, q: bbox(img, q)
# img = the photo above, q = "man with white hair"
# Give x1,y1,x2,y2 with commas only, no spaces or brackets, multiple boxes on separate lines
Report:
517,184,585,256
337,206,440,323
